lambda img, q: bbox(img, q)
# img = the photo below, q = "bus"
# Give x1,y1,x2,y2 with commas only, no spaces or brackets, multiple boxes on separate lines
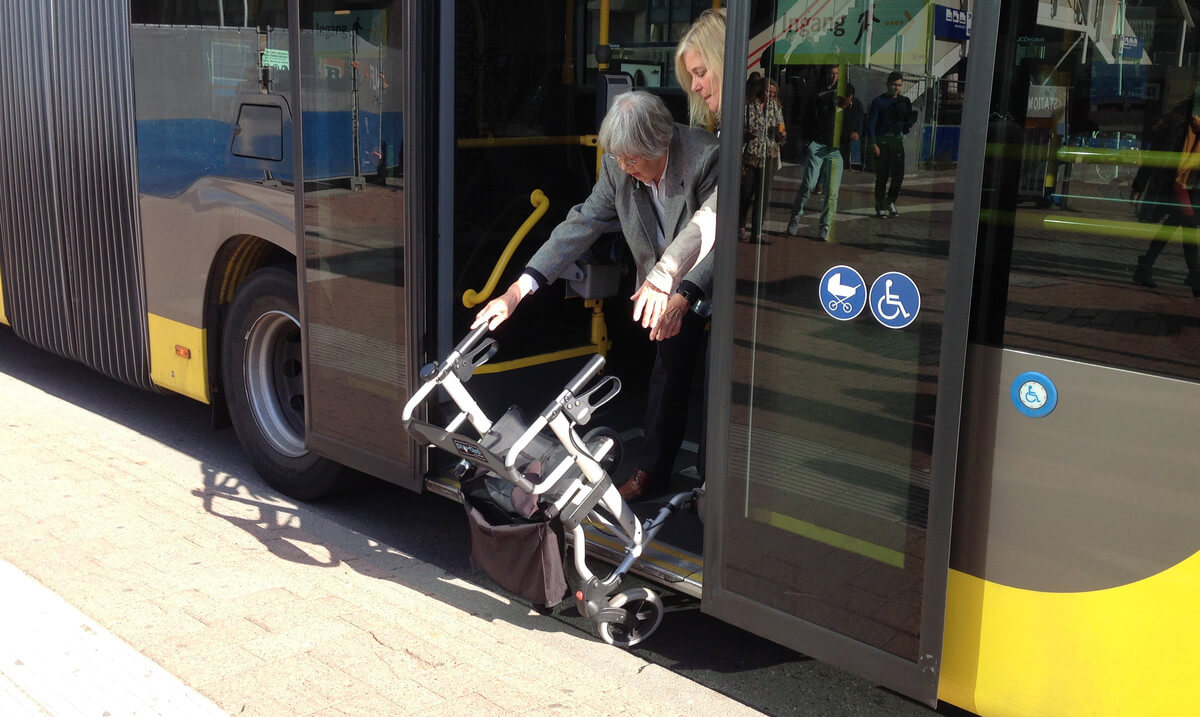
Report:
0,0,1196,713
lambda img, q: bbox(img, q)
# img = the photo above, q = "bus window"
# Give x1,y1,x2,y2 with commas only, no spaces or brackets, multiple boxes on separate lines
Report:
976,0,1200,382
131,1,288,28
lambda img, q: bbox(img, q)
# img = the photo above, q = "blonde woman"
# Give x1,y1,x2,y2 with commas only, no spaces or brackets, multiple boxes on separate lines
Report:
633,9,727,339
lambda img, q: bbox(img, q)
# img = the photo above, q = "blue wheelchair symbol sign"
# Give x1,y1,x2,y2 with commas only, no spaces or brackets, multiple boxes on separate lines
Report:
819,265,866,321
1011,371,1058,418
869,271,920,329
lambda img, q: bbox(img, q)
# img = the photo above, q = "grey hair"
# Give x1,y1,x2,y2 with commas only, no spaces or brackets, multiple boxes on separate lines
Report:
598,92,674,160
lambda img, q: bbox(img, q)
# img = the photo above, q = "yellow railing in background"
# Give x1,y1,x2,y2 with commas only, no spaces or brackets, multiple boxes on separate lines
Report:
475,297,611,375
457,135,599,150
462,189,550,308
458,134,612,373
1056,147,1184,169
458,134,603,179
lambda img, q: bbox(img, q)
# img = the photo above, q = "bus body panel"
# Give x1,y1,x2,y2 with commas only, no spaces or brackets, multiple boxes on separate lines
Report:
954,346,1200,591
0,0,153,391
139,178,297,329
0,266,7,326
941,345,1200,713
130,23,300,403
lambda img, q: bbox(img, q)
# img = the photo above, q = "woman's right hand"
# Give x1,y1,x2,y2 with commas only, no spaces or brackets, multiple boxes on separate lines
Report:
631,281,671,330
472,282,525,330
873,143,881,158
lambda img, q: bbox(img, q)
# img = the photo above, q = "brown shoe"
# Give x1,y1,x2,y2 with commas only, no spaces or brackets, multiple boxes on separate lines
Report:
618,469,655,501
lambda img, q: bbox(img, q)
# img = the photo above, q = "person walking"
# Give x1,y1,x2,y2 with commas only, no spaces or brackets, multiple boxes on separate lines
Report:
785,65,843,241
866,71,915,218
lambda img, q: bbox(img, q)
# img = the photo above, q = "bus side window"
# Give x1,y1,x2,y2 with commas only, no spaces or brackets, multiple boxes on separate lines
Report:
231,103,283,161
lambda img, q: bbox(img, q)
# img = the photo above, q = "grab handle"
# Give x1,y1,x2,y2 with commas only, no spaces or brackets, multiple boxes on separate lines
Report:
462,190,550,308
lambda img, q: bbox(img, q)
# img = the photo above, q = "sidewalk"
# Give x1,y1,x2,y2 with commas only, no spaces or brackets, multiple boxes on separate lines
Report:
0,341,759,716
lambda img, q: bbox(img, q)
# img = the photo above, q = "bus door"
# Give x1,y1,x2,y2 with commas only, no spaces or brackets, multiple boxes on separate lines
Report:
699,2,982,705
294,0,431,488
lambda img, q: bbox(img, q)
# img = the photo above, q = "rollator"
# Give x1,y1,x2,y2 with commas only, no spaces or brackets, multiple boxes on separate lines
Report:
401,325,696,647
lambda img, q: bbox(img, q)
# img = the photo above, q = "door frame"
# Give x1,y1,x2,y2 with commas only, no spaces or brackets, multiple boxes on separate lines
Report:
699,2,1002,705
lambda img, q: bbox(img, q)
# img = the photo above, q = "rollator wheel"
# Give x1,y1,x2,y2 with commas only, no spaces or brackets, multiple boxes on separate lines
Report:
597,587,663,648
582,426,622,474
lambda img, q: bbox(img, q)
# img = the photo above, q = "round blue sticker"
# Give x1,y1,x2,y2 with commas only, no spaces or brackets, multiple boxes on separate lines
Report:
869,272,920,329
1011,371,1058,418
819,265,866,321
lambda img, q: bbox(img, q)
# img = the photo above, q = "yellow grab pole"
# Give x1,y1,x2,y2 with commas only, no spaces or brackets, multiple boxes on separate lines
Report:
598,0,610,71
462,190,550,308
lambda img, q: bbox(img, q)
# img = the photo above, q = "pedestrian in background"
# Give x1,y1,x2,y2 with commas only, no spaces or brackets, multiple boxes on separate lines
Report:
866,71,915,218
786,65,843,241
739,76,785,244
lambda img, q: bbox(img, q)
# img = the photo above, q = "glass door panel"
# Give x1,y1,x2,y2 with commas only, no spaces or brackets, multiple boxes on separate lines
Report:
704,0,978,703
297,0,413,479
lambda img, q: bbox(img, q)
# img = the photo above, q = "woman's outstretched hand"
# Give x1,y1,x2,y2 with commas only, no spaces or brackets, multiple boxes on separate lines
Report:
631,281,670,330
472,282,524,330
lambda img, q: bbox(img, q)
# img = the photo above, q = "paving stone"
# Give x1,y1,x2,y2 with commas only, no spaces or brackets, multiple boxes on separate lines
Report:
0,350,759,716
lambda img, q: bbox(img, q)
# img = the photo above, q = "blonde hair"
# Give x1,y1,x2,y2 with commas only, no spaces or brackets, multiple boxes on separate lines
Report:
675,9,726,128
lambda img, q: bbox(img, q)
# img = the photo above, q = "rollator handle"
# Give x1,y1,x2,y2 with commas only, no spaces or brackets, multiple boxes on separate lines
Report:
453,325,490,356
566,354,606,396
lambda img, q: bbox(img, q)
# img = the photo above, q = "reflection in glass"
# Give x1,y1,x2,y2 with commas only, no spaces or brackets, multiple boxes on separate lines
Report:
300,2,409,462
978,0,1200,384
722,0,962,661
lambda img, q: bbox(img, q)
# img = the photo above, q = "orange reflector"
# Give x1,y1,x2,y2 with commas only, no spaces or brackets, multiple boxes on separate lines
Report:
174,345,191,359
575,591,584,601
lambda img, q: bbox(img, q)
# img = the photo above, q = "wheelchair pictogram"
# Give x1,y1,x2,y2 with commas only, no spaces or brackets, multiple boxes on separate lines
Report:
819,265,866,321
1011,371,1058,417
1021,381,1046,408
869,272,920,329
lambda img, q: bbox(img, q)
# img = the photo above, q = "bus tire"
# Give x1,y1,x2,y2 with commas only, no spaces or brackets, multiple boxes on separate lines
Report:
222,266,343,500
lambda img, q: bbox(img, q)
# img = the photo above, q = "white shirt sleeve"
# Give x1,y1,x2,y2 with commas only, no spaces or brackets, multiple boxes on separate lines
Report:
517,272,539,296
643,186,719,294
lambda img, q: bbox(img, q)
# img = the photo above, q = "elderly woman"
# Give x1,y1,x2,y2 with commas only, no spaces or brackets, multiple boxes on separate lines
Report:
632,9,726,336
472,90,719,500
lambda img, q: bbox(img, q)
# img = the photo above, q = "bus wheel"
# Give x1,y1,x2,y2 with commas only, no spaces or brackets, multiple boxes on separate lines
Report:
222,266,342,500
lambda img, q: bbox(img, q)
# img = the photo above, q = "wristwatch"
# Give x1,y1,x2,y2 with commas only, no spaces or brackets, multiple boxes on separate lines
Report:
676,285,700,308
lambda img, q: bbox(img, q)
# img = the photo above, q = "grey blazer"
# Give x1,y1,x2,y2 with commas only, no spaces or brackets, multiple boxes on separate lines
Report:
525,123,720,298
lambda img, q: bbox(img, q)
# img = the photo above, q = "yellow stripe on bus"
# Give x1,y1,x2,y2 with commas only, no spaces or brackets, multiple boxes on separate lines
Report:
940,550,1200,715
751,509,906,568
147,313,209,403
0,264,7,325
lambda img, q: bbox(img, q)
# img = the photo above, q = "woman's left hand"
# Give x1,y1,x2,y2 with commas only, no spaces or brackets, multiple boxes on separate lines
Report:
649,293,691,341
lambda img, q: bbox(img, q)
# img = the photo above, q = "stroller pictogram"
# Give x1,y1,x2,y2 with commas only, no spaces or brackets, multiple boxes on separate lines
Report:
826,272,862,314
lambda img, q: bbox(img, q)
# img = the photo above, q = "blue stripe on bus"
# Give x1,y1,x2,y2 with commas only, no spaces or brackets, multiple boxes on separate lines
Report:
135,111,403,196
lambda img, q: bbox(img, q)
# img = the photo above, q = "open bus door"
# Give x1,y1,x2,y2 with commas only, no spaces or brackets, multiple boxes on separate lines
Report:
697,3,993,705
292,0,435,490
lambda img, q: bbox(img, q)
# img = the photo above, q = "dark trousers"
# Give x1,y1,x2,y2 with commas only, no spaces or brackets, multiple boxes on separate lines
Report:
739,161,777,239
873,134,905,210
637,309,708,479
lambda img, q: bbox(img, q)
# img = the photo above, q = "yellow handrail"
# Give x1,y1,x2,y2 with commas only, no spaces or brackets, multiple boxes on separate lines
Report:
457,135,599,149
462,189,550,308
